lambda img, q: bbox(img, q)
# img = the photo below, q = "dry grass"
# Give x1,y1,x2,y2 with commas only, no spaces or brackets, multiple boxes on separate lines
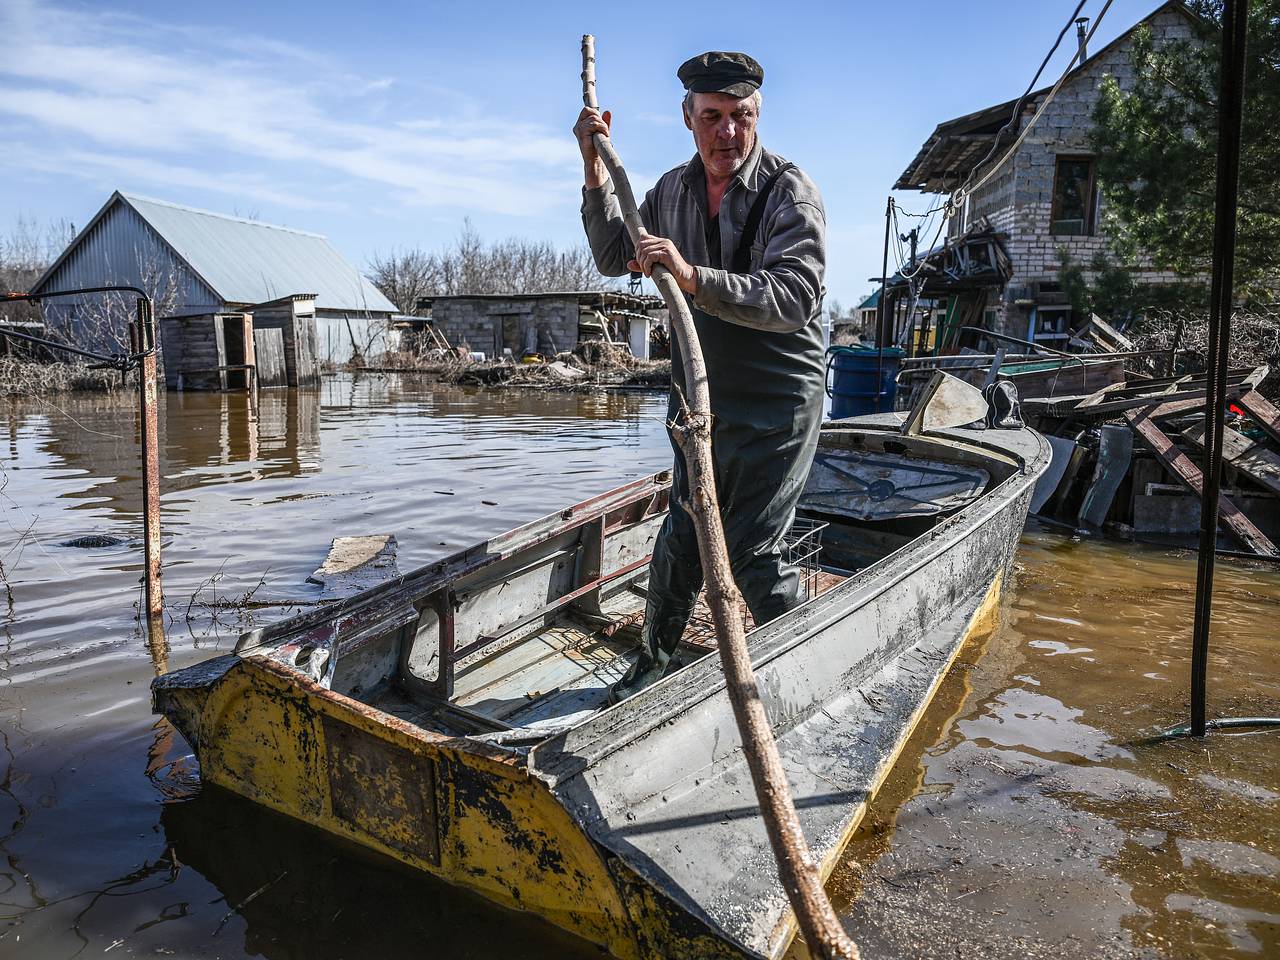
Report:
354,348,469,374
440,342,670,391
0,358,129,396
1128,307,1280,397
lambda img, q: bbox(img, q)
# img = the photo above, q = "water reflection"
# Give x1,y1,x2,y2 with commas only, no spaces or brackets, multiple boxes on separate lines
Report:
161,389,322,480
820,530,1280,960
160,788,597,960
4,379,1279,959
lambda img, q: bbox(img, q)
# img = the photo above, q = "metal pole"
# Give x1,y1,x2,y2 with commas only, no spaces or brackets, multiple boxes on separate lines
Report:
3,285,165,635
1190,0,1249,738
904,228,919,359
875,196,893,412
135,297,164,630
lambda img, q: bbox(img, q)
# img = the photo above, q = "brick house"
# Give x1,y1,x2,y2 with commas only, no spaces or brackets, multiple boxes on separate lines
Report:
891,1,1198,349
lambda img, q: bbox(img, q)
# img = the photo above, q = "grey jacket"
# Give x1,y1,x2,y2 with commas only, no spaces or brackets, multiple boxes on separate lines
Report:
580,140,826,334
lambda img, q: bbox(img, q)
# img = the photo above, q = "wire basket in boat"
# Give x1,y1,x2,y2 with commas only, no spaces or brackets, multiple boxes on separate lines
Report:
782,516,828,602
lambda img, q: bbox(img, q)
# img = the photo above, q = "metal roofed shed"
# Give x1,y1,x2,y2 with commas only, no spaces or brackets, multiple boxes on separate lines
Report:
32,191,396,351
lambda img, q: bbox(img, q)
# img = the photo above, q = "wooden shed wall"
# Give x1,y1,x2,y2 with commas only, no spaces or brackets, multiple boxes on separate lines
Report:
253,301,320,387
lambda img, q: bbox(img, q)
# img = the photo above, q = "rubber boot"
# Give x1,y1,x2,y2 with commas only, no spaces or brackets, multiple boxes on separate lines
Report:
606,603,685,705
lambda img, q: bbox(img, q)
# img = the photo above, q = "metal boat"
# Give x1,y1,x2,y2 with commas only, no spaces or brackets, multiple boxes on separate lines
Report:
153,408,1049,959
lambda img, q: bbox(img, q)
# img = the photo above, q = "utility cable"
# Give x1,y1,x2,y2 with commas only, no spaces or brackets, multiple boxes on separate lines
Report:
955,0,1089,200
955,0,1114,205
897,209,950,281
892,0,1100,279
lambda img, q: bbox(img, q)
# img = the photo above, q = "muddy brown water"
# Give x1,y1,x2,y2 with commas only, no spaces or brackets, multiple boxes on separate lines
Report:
2,376,1277,959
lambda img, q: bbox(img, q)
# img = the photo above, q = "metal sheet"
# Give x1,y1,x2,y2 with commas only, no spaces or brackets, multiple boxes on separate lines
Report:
1030,434,1078,515
322,712,440,864
800,447,990,520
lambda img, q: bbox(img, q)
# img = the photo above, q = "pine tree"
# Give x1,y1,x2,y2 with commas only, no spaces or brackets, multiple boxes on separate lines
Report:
1091,0,1280,302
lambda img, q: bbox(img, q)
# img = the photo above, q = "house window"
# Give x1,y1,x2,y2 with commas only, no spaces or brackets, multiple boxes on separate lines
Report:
1050,156,1097,236
1033,306,1072,342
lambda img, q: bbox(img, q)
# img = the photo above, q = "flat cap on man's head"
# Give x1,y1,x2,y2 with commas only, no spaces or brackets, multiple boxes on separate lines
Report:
677,51,763,98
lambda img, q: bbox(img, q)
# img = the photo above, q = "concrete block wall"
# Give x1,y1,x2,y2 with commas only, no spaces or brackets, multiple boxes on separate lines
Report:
432,297,580,358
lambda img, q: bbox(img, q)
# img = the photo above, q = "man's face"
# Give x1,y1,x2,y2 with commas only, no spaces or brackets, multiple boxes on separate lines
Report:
683,91,758,181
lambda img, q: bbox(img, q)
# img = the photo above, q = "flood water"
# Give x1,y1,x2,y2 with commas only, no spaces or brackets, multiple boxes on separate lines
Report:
2,376,1277,959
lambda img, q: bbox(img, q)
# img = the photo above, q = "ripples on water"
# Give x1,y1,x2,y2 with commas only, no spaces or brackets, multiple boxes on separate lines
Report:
821,532,1280,960
2,375,1278,959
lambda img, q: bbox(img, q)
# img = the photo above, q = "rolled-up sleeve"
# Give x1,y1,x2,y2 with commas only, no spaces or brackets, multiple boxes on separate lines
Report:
581,182,653,278
692,197,826,333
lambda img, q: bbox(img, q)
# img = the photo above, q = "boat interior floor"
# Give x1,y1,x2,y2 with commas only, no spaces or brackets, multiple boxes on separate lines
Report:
367,569,849,739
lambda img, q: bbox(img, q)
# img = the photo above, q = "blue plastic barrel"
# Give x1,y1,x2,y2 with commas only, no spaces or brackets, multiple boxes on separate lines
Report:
826,345,904,418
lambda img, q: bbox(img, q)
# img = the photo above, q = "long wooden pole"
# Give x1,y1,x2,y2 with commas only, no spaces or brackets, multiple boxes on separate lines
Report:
131,297,164,636
580,36,859,960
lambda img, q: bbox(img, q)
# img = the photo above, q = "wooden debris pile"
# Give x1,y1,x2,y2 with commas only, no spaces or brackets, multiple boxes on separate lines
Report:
1025,362,1280,555
440,345,670,391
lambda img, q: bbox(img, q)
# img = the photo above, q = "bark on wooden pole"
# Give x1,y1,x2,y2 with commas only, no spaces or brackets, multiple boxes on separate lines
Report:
580,35,859,960
134,297,164,635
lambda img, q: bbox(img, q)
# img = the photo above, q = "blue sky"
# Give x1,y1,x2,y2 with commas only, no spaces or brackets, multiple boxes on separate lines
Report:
0,0,1164,308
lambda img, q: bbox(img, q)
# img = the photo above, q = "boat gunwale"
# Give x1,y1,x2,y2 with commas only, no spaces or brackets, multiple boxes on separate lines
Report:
218,419,1048,774
530,420,1051,780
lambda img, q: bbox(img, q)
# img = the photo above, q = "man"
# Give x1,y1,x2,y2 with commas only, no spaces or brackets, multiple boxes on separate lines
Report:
574,51,826,703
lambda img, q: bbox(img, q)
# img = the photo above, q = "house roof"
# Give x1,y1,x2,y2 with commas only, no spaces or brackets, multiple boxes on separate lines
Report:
856,290,880,311
34,192,396,315
894,1,1197,193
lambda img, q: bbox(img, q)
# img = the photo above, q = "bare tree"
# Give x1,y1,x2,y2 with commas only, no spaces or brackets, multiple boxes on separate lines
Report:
365,247,441,314
368,219,616,312
44,251,182,354
0,216,76,326
0,215,182,356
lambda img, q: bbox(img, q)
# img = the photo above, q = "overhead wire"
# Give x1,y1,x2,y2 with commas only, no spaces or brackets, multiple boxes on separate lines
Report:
897,207,950,281
887,0,1107,274
953,0,1090,201
954,0,1115,205
889,200,942,278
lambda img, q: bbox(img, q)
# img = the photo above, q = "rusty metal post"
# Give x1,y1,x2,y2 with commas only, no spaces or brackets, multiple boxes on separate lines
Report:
135,297,164,629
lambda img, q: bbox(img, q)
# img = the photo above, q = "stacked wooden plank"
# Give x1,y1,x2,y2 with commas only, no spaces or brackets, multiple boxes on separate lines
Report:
1023,365,1280,556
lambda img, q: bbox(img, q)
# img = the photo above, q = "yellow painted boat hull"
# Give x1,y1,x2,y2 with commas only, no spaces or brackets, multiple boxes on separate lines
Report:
154,418,1049,959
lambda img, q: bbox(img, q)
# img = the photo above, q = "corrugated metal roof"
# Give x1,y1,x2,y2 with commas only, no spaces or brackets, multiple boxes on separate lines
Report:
121,193,396,313
37,192,395,315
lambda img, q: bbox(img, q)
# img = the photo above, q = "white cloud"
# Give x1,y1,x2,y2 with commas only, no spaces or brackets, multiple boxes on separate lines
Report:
0,143,338,212
637,111,682,127
0,0,580,218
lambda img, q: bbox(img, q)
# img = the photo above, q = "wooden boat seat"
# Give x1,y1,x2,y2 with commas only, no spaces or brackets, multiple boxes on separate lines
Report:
375,568,851,739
